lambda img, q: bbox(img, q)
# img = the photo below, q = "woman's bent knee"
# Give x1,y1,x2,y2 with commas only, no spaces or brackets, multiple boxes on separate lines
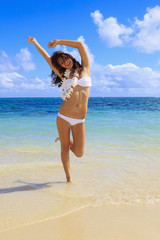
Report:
74,150,84,158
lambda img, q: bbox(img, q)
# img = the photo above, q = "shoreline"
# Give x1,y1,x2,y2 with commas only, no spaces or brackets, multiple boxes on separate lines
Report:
0,206,160,240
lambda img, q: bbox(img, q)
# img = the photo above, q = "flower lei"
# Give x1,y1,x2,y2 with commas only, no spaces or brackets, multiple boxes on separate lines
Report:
61,69,79,101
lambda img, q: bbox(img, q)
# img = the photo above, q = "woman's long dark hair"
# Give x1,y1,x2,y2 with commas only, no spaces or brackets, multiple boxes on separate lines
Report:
51,51,83,87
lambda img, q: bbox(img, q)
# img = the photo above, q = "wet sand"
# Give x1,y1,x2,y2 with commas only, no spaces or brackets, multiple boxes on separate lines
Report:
0,206,160,240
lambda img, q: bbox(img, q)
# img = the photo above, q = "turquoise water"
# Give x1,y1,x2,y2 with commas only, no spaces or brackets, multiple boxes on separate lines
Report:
1,97,160,156
0,97,160,231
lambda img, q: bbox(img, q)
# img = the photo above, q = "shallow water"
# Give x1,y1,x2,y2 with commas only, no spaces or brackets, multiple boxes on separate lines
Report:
0,97,160,231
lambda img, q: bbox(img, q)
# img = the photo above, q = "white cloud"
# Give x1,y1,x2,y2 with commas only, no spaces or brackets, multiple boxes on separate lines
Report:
91,62,160,96
91,6,160,53
0,72,49,90
133,6,160,53
15,48,36,71
0,50,18,72
91,10,133,47
0,49,60,97
0,72,24,88
0,49,45,91
20,76,48,90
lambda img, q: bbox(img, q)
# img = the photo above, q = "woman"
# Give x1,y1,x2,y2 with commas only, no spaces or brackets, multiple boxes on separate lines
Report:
27,37,91,182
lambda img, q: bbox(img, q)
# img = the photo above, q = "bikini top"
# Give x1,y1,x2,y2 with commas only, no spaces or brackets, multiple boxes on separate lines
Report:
66,76,92,90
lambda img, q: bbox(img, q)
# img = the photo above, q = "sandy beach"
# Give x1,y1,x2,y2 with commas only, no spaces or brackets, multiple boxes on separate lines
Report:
0,206,160,240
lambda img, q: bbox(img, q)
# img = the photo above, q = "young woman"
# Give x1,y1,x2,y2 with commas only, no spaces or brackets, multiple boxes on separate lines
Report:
27,37,91,182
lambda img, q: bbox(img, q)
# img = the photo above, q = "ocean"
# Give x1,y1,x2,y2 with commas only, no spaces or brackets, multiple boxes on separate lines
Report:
0,97,160,231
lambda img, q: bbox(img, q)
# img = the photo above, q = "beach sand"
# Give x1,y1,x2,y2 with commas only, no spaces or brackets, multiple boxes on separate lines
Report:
0,206,160,240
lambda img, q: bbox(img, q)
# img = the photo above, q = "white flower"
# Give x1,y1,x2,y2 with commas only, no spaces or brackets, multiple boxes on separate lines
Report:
69,88,73,93
64,69,70,78
74,71,79,77
72,79,77,87
66,92,70,98
61,69,79,101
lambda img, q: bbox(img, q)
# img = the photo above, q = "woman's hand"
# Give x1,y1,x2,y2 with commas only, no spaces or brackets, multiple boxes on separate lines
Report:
27,36,36,44
47,40,59,48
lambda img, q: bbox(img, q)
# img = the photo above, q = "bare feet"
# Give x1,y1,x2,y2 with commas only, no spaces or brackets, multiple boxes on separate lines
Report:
55,137,60,143
67,177,72,183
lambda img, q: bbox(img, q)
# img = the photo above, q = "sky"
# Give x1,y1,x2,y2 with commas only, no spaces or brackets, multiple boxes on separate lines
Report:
1,0,160,97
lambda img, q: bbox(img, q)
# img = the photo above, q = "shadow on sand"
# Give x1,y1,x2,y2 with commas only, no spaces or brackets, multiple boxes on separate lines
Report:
0,180,66,194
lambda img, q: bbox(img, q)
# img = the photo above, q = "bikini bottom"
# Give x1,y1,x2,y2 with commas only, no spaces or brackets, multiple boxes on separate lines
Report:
57,112,85,126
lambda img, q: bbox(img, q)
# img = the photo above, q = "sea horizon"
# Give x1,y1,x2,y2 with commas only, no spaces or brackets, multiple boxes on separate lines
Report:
1,96,160,98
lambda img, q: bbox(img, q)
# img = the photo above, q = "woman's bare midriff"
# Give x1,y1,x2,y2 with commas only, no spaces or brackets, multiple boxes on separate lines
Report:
59,85,90,119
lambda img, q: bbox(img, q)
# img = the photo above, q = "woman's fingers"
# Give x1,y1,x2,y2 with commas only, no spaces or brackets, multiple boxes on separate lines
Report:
47,40,57,48
27,36,31,42
27,36,35,43
47,41,52,47
47,41,54,48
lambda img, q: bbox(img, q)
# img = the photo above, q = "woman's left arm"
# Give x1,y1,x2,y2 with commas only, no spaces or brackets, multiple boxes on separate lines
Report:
47,40,90,70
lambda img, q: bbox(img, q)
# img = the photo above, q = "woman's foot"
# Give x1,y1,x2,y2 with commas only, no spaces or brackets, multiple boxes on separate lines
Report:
55,137,60,142
66,176,72,183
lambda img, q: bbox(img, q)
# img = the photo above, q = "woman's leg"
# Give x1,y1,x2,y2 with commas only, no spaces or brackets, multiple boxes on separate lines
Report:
70,122,85,158
56,116,72,182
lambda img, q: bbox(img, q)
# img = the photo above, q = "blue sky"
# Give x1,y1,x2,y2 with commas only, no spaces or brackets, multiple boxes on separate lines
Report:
1,0,160,97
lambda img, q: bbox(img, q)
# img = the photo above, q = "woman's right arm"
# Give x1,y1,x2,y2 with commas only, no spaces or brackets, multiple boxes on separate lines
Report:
27,37,62,78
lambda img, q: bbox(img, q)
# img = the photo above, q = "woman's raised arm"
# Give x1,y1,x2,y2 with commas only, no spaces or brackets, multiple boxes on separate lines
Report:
27,37,62,78
47,40,90,70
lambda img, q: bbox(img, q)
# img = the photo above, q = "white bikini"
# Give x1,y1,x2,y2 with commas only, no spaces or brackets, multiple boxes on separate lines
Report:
65,76,92,89
57,76,92,126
